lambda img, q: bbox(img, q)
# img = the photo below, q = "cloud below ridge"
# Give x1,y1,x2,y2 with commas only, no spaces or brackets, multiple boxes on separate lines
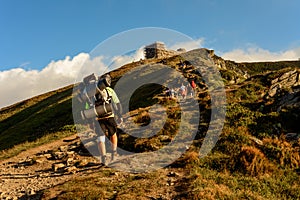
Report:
168,38,204,51
220,46,300,62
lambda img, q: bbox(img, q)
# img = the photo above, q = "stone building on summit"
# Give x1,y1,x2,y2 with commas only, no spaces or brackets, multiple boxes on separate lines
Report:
144,42,186,59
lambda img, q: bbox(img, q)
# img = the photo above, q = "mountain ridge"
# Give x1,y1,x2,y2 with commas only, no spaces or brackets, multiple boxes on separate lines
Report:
0,49,299,199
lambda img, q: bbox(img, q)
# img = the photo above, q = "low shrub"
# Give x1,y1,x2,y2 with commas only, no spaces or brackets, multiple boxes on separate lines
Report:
234,146,275,176
261,137,300,168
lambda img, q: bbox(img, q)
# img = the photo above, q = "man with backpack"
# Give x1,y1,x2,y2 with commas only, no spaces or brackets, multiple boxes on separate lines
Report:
78,73,123,165
95,76,123,164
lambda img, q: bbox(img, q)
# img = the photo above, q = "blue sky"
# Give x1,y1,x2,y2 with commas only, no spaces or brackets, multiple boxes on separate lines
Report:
1,0,299,70
0,0,300,108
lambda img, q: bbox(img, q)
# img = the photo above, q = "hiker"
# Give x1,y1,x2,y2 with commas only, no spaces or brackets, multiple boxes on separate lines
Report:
165,88,171,98
186,84,192,98
180,83,187,100
78,73,123,165
190,79,196,97
170,88,176,98
95,74,123,164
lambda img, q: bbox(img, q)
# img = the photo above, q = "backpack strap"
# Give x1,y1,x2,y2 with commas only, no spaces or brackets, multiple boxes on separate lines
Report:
104,88,112,103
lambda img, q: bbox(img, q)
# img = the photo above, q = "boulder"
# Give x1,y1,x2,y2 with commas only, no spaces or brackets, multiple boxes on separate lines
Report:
285,133,300,141
267,69,300,98
66,166,78,173
66,157,76,166
59,145,69,152
52,163,66,172
52,151,66,160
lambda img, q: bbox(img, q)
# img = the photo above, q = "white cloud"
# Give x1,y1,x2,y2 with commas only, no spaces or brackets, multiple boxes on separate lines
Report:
220,46,300,62
0,47,145,109
168,38,204,51
0,53,107,108
108,47,145,69
19,62,31,68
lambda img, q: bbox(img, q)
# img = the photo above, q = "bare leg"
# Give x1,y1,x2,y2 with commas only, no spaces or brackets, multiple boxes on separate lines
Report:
110,133,118,160
98,141,106,156
98,135,106,164
110,133,117,152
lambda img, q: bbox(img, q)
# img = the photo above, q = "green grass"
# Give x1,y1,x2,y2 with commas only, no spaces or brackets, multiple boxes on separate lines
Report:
0,85,74,151
186,166,300,200
242,60,300,75
0,130,76,160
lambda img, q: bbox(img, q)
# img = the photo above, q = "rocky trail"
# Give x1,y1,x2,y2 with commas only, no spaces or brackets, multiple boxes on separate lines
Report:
0,131,188,200
0,134,106,199
0,94,200,199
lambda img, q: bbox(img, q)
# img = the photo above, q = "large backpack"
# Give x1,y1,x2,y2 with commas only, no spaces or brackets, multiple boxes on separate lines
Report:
80,74,114,120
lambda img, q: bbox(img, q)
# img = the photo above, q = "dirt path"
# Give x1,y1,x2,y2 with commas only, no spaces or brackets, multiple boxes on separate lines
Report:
0,134,188,199
0,134,102,199
0,134,78,165
0,98,196,199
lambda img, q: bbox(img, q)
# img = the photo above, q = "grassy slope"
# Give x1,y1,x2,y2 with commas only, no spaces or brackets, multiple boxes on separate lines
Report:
241,60,300,75
0,85,76,156
1,52,299,199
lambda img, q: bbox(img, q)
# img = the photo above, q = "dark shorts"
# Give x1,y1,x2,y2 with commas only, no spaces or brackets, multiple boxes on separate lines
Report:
97,117,117,137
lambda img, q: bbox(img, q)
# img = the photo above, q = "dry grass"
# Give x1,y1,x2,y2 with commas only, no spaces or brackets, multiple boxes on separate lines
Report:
43,168,182,200
180,151,200,165
190,181,232,200
235,146,274,176
262,137,300,168
187,167,274,200
131,108,151,125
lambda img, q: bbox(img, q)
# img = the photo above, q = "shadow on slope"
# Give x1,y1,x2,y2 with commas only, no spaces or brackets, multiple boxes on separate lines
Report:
0,85,74,150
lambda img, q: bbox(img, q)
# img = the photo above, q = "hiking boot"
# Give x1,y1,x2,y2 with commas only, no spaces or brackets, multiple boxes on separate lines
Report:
111,151,118,161
100,155,107,165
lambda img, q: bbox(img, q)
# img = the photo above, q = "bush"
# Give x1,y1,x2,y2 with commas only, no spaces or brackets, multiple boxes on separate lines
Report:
234,146,275,176
261,137,300,169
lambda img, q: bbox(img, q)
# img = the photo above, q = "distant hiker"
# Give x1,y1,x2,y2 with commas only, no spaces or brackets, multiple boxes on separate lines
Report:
180,83,187,100
179,59,184,67
191,79,196,89
170,88,176,98
186,84,192,98
165,88,171,98
190,79,196,97
77,73,123,165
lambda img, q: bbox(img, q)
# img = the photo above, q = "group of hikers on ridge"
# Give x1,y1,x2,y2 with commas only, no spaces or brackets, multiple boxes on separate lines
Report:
165,79,197,100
